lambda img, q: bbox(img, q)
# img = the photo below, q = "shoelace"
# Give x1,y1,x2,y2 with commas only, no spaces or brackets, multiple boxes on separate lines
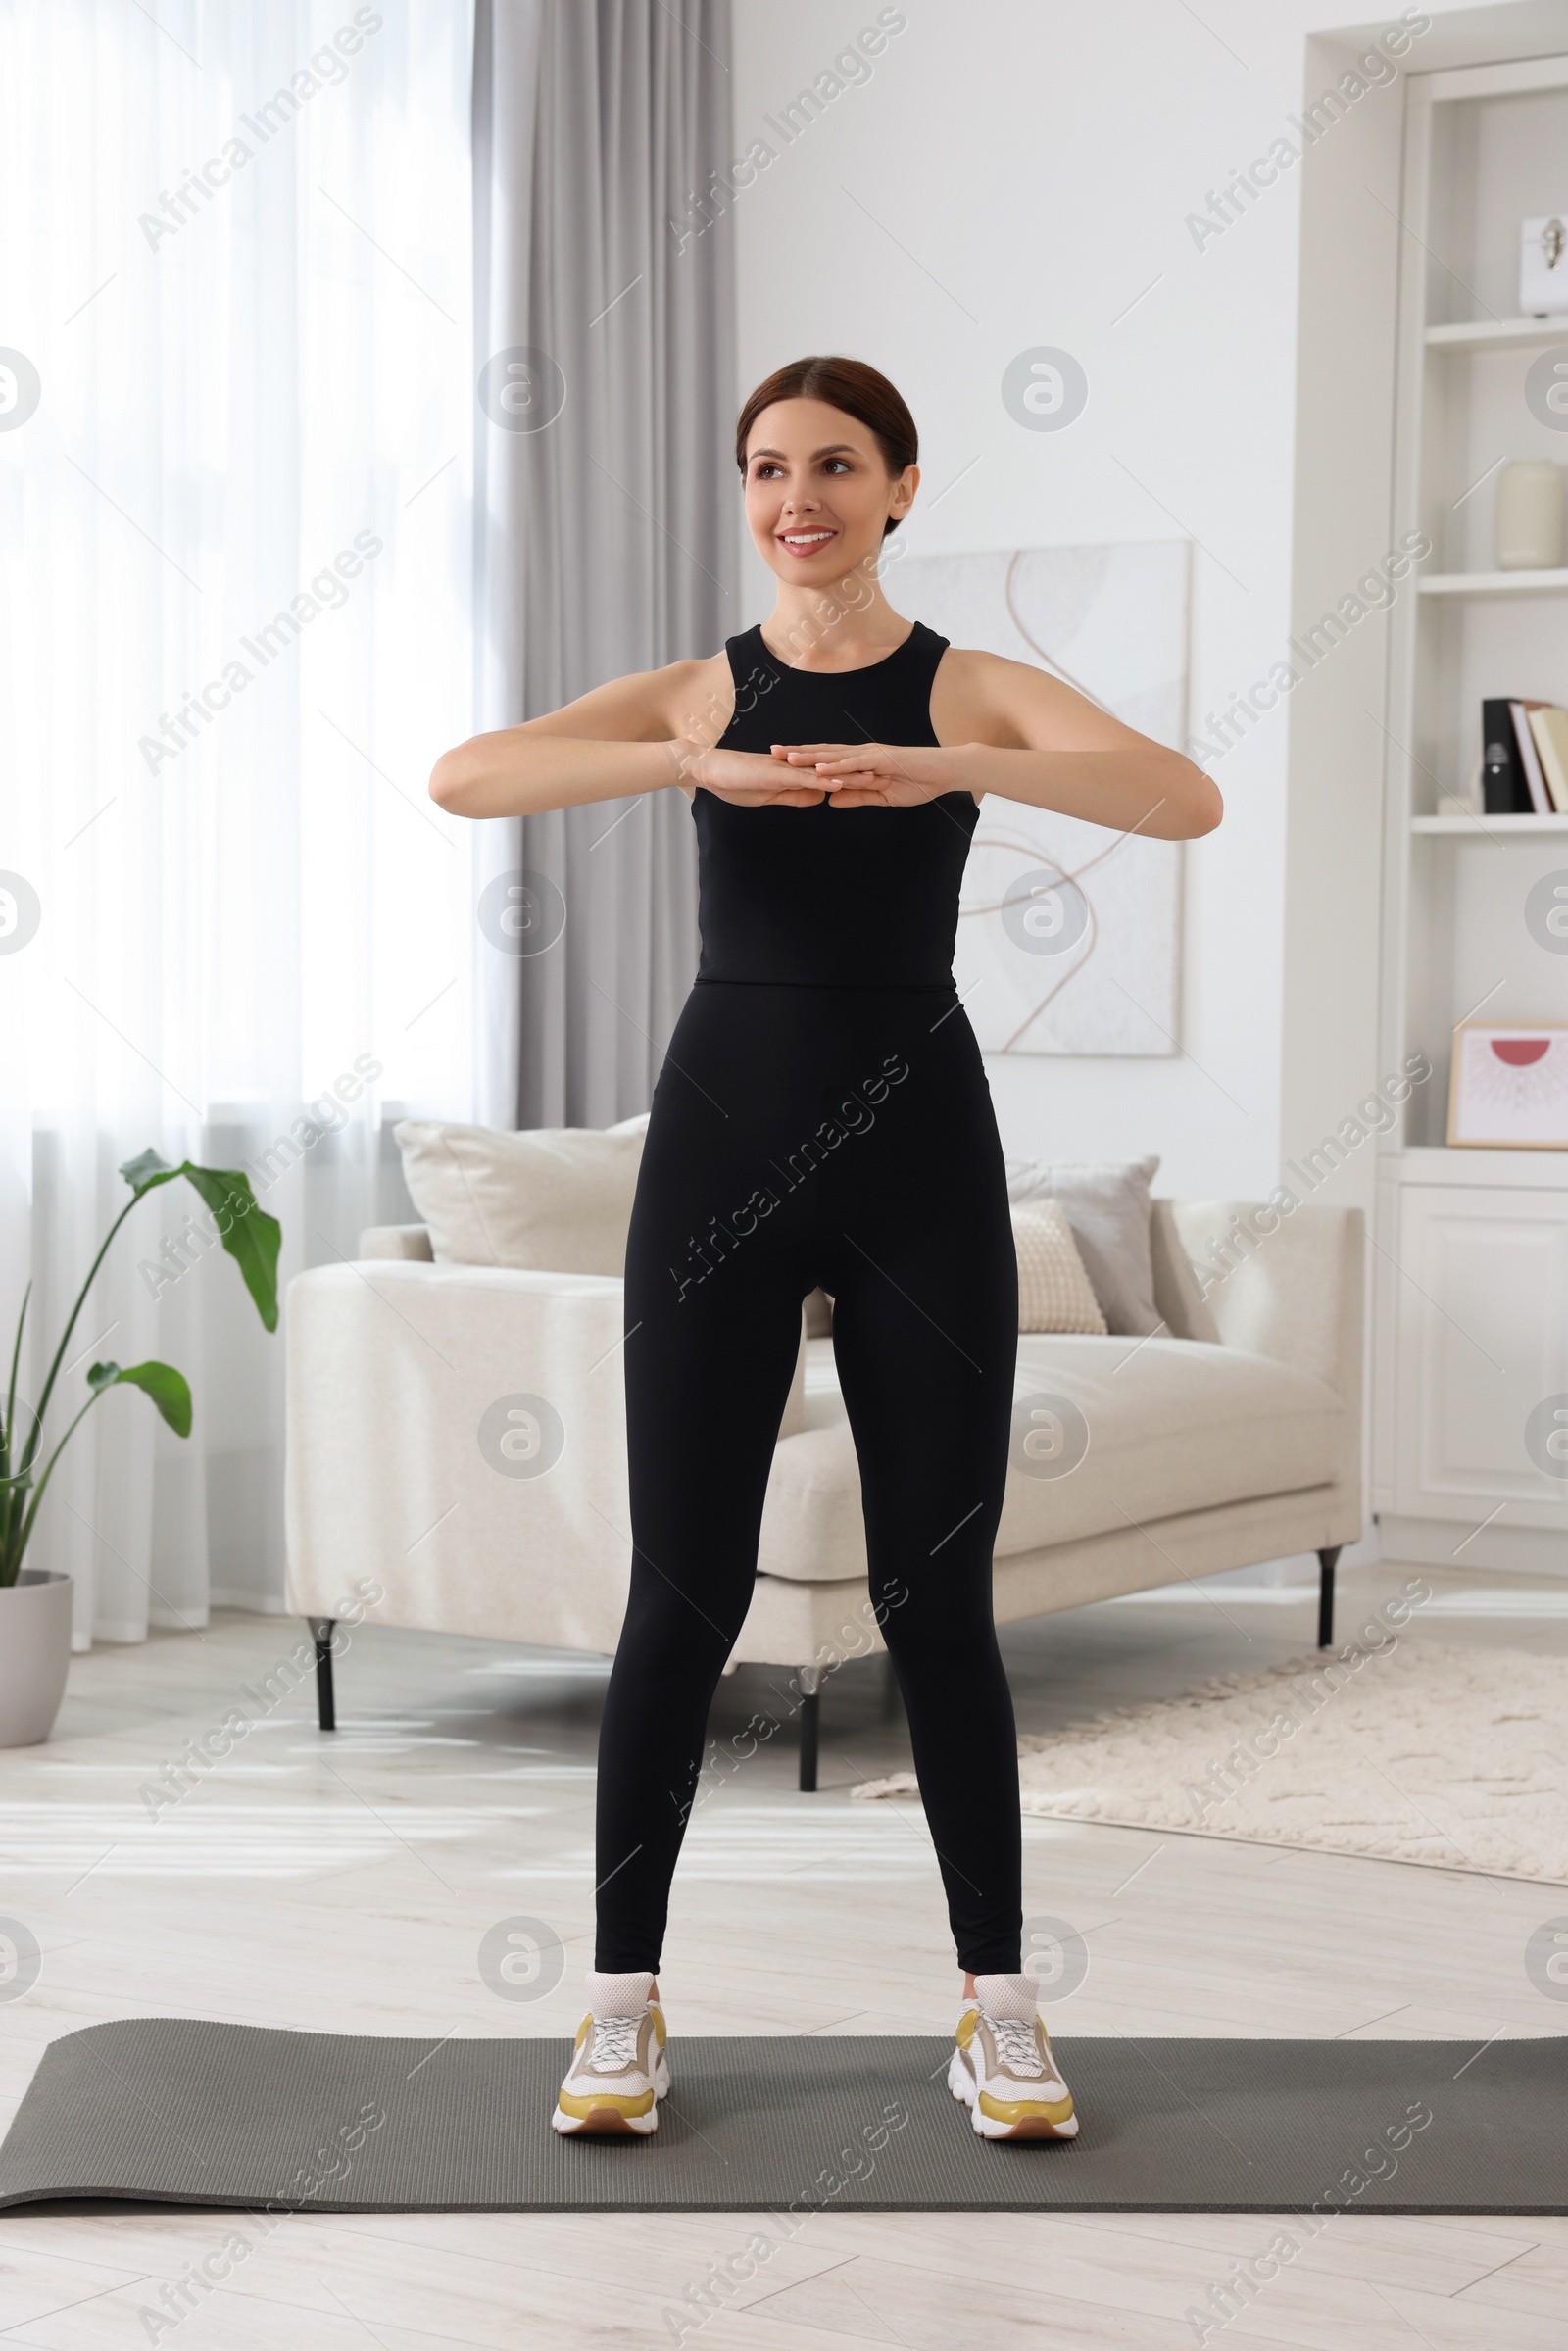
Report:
986,2013,1047,2078
588,2012,643,2073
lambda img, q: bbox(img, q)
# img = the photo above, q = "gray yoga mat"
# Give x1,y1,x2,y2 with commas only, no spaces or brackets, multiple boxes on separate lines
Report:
0,2020,1563,2215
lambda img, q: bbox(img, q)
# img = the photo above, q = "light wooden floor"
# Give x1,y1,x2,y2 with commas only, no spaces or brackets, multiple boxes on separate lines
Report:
3,1558,1567,2349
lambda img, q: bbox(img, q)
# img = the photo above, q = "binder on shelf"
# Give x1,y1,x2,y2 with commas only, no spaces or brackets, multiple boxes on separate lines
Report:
1482,697,1531,811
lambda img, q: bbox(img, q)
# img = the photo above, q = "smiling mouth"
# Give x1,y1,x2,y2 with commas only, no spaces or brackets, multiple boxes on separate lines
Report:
777,527,838,553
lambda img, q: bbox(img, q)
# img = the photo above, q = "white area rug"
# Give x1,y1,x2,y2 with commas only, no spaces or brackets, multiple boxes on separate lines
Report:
854,1641,1568,1884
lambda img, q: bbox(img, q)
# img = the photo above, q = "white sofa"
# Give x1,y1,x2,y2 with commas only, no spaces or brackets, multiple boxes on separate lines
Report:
284,1193,1364,1788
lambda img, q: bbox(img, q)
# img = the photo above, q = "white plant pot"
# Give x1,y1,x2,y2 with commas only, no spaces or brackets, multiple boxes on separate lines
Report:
0,1571,74,1746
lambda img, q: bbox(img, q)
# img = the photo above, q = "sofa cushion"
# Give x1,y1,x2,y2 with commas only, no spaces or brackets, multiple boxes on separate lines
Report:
763,1332,1344,1582
1150,1198,1221,1345
997,1332,1343,1552
393,1119,644,1275
1006,1154,1161,1335
1012,1200,1105,1333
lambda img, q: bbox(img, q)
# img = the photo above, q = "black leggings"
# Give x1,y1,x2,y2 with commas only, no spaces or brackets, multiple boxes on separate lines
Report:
594,980,1022,1977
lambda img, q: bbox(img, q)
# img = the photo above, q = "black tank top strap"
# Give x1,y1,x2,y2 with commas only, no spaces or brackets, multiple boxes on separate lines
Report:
721,625,777,709
877,617,950,707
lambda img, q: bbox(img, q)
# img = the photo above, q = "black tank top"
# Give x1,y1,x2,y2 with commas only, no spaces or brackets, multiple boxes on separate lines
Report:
692,619,978,987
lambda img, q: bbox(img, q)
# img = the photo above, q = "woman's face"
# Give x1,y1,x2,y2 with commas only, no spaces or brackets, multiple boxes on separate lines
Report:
742,397,916,585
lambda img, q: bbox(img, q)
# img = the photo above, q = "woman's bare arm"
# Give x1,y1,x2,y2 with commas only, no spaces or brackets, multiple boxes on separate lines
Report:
954,651,1220,837
782,648,1222,839
428,661,714,819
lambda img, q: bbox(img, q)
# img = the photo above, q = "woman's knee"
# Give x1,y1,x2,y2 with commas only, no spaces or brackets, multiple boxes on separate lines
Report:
621,1571,737,1668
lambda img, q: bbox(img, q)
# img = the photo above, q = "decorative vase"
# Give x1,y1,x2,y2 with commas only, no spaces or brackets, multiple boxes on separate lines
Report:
1494,459,1563,570
0,1572,74,1746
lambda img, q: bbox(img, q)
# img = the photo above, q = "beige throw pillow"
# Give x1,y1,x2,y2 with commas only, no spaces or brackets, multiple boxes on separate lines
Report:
1011,1200,1107,1334
1007,1153,1162,1335
393,1120,644,1274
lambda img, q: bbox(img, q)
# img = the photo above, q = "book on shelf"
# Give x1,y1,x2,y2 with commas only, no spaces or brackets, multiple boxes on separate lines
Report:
1528,706,1568,812
1510,700,1553,814
1481,696,1568,813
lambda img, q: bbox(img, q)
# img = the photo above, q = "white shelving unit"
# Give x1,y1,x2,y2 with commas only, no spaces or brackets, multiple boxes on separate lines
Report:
1425,315,1568,354
1419,567,1568,594
1372,53,1568,1572
1411,812,1568,834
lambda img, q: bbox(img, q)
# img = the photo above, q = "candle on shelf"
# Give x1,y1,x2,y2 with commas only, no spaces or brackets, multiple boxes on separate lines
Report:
1494,459,1563,570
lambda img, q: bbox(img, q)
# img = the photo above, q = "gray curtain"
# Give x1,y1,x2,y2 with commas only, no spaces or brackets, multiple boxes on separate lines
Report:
471,0,737,1129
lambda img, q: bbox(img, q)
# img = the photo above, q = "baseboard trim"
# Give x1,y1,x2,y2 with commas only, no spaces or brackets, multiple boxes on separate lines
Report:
1377,1514,1568,1576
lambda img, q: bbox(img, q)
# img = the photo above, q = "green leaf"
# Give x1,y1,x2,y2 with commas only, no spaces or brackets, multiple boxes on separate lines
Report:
119,1152,282,1332
120,1149,177,1198
87,1359,193,1439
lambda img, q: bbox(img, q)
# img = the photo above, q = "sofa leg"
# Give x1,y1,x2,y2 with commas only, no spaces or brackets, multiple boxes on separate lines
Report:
798,1665,820,1792
1316,1550,1341,1650
311,1619,337,1731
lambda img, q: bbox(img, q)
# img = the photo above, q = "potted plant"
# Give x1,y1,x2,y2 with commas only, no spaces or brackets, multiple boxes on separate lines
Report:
0,1151,280,1745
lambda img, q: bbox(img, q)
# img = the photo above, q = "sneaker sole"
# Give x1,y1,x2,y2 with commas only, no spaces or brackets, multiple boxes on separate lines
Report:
972,2106,1080,2140
552,2054,671,2137
947,2046,1079,2141
551,2101,659,2136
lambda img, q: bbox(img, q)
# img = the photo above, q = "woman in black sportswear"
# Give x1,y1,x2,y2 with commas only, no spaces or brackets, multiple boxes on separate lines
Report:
431,356,1221,2141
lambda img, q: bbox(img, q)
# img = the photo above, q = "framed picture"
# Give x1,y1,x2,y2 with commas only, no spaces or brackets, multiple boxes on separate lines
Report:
1447,1023,1568,1148
896,541,1189,1057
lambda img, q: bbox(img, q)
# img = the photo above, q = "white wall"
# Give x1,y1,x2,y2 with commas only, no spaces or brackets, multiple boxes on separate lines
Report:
725,0,1554,1205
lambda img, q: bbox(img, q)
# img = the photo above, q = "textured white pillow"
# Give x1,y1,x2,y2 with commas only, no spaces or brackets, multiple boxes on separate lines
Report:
1011,1200,1107,1334
1006,1154,1162,1336
393,1120,644,1274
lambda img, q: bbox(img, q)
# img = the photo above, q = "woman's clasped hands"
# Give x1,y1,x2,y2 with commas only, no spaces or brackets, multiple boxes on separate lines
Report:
679,739,962,808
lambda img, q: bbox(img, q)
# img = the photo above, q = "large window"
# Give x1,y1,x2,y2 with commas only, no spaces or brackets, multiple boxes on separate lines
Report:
0,0,477,1635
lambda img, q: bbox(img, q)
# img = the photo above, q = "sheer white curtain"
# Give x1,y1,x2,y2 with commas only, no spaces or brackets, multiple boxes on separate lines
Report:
0,0,476,1645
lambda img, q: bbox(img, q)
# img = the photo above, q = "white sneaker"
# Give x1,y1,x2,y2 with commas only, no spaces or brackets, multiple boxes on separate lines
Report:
551,1970,671,2136
948,1973,1078,2140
